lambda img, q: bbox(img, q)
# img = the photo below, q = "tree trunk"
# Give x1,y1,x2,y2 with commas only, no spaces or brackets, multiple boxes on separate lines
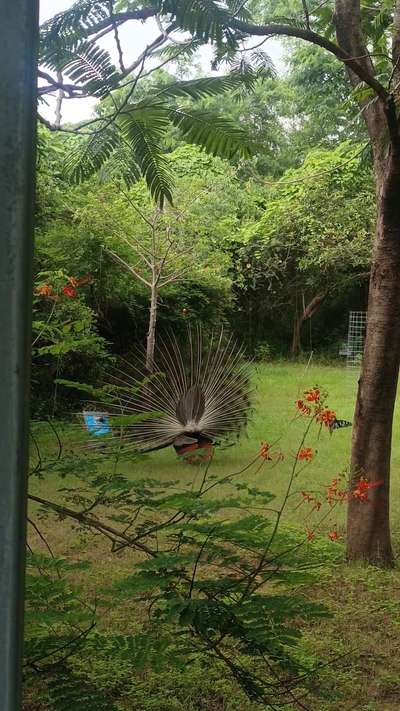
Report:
346,154,400,567
146,284,158,372
290,291,327,356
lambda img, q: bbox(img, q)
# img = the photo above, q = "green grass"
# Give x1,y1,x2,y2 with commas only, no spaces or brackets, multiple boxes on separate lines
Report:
30,361,400,537
26,362,400,711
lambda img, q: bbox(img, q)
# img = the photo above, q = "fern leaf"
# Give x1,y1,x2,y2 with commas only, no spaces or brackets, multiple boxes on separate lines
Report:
64,128,121,183
40,1,110,55
151,72,259,101
118,105,174,205
168,107,256,159
160,0,233,43
43,42,119,97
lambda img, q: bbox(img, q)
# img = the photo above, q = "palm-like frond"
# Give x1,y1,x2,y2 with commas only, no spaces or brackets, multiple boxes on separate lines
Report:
150,72,259,101
153,39,204,62
40,1,109,53
160,0,233,43
168,107,256,159
64,128,121,183
97,144,142,187
42,42,120,97
64,91,256,202
118,104,174,205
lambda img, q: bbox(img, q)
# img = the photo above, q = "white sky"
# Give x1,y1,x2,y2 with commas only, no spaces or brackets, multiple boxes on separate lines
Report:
39,0,284,125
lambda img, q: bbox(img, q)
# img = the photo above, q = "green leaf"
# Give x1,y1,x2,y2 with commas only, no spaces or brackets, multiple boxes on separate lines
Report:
168,107,256,159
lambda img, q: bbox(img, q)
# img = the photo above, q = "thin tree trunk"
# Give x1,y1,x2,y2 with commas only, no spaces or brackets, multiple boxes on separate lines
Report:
346,156,400,567
146,283,158,372
290,291,327,356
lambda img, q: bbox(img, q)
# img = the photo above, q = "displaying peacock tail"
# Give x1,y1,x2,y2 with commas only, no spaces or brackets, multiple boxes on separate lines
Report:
82,326,252,458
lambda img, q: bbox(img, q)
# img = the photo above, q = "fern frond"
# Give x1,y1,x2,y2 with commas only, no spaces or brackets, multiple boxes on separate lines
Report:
64,128,121,183
97,144,142,187
150,72,259,101
40,1,109,55
153,39,203,61
168,107,256,159
160,0,233,43
47,671,118,711
118,105,174,205
43,42,119,97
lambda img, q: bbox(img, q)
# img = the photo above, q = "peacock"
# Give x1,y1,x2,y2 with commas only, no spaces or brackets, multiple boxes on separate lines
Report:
83,327,252,460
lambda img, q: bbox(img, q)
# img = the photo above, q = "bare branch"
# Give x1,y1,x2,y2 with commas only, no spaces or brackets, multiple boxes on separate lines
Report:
104,247,152,287
28,493,156,557
108,0,125,72
54,71,65,128
229,18,388,101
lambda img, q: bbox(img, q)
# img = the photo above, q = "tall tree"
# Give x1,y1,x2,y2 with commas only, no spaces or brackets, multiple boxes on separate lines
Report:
74,146,239,368
220,0,400,566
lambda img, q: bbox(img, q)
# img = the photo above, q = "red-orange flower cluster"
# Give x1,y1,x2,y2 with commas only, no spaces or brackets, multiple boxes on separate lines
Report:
68,274,92,287
307,529,315,541
304,387,320,403
36,275,92,300
328,530,340,541
316,407,337,427
295,399,312,416
35,284,53,297
62,285,77,298
295,387,323,416
297,447,314,461
352,477,383,502
260,442,284,462
260,441,272,460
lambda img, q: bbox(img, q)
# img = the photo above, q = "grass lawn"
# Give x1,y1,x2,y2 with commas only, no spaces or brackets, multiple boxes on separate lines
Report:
26,362,400,711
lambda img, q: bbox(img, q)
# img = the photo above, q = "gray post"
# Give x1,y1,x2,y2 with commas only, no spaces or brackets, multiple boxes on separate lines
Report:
0,3,39,710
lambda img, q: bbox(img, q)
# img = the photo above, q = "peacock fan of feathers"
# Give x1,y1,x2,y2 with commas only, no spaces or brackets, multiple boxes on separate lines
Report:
80,328,252,458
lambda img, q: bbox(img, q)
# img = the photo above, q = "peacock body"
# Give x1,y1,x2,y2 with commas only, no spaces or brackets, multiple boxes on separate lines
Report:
85,328,252,458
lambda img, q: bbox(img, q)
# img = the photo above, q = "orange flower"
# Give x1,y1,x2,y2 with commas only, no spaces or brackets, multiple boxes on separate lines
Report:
295,399,312,416
304,387,320,403
35,284,53,297
260,441,273,460
328,530,339,541
352,478,383,502
307,529,315,541
297,447,314,461
316,408,337,427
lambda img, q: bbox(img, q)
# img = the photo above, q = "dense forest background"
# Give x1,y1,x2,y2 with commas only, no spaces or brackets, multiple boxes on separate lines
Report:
33,40,375,414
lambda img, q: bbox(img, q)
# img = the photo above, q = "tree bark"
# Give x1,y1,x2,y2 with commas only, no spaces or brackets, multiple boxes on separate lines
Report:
146,283,158,372
346,154,400,566
290,291,327,356
332,0,400,566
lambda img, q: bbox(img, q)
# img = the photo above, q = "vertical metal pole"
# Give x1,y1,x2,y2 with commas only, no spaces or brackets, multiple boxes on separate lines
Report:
0,2,39,709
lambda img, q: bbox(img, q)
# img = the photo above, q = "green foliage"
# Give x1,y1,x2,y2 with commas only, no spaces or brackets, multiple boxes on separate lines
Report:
254,342,272,362
235,143,374,354
26,398,343,709
64,89,256,205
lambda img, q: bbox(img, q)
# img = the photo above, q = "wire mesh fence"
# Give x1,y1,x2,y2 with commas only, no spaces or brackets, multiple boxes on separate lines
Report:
346,310,367,369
